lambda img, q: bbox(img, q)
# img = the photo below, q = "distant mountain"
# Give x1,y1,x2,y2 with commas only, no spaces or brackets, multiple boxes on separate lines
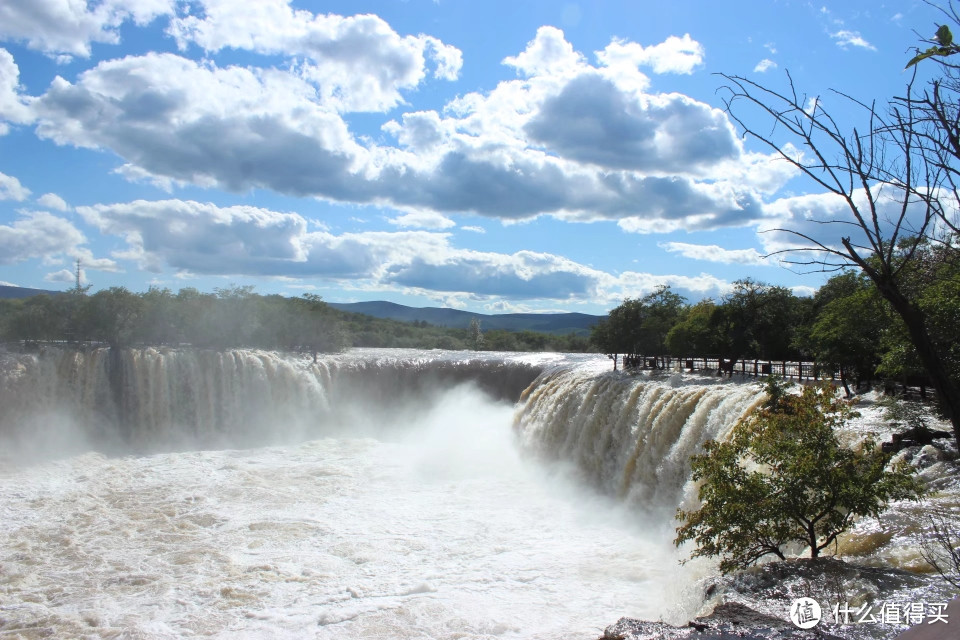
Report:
328,300,603,334
0,285,61,299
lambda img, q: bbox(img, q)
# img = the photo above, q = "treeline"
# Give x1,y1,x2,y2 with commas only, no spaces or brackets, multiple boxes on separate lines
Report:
0,285,593,354
592,240,959,397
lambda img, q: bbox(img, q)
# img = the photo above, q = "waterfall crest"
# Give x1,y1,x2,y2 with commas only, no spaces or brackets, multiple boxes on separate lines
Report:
513,366,766,510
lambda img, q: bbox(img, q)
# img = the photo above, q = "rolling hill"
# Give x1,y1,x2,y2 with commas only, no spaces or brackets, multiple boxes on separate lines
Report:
327,301,602,334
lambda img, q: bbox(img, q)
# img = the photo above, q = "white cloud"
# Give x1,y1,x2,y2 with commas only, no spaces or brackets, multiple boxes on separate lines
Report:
45,268,78,283
384,249,607,299
0,211,82,264
37,192,69,211
0,280,19,287
503,26,586,77
614,271,731,301
461,225,486,234
388,211,456,229
659,241,769,265
758,185,932,264
0,48,33,134
596,34,705,75
483,300,534,313
34,53,367,193
74,198,735,304
0,171,30,200
753,58,777,73
168,1,461,112
27,29,774,232
524,74,739,174
831,30,876,51
0,0,175,57
382,111,449,151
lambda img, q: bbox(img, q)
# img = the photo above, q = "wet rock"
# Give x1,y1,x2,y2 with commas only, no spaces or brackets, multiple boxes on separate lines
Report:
601,602,843,639
881,427,951,454
603,559,949,640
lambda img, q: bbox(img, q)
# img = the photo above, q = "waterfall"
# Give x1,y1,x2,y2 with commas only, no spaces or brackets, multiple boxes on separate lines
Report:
1,347,765,510
513,365,766,510
0,347,776,636
0,346,545,457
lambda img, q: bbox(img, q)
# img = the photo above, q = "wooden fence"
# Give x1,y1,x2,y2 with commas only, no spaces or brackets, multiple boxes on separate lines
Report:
623,355,838,381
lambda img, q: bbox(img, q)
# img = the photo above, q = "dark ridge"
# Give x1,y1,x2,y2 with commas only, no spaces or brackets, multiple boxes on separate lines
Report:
0,285,61,299
328,300,603,334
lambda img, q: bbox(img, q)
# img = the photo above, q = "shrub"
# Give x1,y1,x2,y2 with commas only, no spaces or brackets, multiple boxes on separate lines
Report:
675,379,922,573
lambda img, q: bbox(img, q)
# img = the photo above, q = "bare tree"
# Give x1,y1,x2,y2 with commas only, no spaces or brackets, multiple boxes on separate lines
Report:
716,66,960,446
919,509,960,589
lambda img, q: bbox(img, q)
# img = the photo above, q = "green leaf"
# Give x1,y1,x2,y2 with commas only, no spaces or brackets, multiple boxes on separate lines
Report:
936,25,953,47
907,47,941,68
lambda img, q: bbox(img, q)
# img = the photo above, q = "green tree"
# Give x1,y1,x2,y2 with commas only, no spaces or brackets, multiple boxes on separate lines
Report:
136,287,179,345
637,285,686,363
710,279,801,373
666,299,720,356
675,380,921,574
83,287,143,348
795,271,886,396
590,297,645,369
591,287,686,369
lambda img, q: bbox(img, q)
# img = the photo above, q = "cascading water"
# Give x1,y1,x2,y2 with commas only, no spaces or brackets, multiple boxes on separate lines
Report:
0,347,771,639
0,347,546,457
513,364,766,511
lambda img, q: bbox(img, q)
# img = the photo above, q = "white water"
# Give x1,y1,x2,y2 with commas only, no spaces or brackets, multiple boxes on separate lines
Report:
513,363,766,512
0,348,767,638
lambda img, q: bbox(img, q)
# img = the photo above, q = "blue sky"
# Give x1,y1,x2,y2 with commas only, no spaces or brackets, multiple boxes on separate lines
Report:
0,0,943,313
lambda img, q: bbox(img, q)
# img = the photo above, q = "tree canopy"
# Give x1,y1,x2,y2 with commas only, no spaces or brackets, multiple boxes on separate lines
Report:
675,379,921,574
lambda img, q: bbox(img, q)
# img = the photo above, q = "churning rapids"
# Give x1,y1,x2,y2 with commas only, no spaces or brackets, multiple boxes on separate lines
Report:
0,347,939,639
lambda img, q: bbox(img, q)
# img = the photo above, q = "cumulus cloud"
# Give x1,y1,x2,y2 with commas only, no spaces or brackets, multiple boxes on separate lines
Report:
503,26,586,77
37,192,69,211
0,48,33,134
74,198,734,303
0,171,30,201
382,111,448,152
758,185,934,263
753,58,777,73
33,53,368,194
461,225,486,233
45,268,78,283
0,211,83,265
168,1,461,112
25,27,775,232
525,73,738,174
78,199,313,275
659,241,769,265
388,211,456,229
0,0,175,58
384,250,604,299
831,30,876,51
596,34,705,75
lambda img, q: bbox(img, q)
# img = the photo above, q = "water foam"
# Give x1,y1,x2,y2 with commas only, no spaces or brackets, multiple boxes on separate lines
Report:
513,365,766,511
0,375,698,639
